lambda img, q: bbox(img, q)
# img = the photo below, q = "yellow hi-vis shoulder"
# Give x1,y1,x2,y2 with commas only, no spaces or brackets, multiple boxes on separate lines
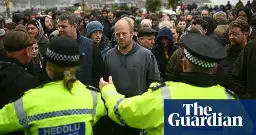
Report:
101,82,234,135
0,80,106,135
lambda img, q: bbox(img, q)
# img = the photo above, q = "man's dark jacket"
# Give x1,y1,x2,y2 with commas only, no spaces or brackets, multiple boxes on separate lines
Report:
0,57,40,108
76,33,105,88
0,57,40,135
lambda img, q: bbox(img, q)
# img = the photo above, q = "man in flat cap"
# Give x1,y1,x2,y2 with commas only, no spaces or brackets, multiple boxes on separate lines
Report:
137,27,157,49
98,33,235,135
0,25,40,108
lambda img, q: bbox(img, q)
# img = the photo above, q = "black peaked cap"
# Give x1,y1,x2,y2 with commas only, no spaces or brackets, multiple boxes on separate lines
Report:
45,36,80,67
181,33,227,62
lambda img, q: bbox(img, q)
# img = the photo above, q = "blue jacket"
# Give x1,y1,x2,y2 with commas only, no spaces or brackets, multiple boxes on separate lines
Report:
76,33,94,85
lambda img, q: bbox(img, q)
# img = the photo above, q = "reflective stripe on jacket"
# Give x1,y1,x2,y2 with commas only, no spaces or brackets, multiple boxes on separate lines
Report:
101,82,234,135
0,80,106,135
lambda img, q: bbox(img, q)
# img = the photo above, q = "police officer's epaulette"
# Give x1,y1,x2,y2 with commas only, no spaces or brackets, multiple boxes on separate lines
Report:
86,85,100,92
149,82,166,91
225,88,239,99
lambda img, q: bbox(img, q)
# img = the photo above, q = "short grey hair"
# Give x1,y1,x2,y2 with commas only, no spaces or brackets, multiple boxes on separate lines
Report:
140,19,152,28
158,20,173,29
58,13,79,26
119,17,134,32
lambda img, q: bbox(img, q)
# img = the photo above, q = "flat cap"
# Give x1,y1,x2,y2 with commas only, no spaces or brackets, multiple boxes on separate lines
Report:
115,11,133,19
181,33,227,68
138,27,157,37
3,25,34,51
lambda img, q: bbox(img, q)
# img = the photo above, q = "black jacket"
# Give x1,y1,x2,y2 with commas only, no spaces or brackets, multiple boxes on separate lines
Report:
153,27,178,80
102,18,114,41
76,33,106,88
0,57,40,108
152,44,178,80
219,45,243,91
0,57,40,135
233,40,256,99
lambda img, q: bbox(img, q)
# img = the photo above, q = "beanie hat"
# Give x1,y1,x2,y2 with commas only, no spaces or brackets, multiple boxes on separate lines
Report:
45,36,80,67
3,25,34,51
86,21,104,37
26,19,40,30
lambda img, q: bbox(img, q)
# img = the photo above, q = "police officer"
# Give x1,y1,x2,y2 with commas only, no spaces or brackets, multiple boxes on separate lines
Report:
0,36,106,135
99,33,234,135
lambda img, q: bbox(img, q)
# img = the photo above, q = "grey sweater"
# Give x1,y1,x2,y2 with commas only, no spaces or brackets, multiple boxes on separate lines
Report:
105,42,161,97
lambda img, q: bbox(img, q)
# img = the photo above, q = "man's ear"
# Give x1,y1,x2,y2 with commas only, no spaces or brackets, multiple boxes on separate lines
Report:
137,37,141,42
244,32,249,38
24,47,31,57
182,58,188,72
72,23,78,29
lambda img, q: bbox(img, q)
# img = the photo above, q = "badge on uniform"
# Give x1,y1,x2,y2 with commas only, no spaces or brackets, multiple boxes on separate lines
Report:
38,122,85,135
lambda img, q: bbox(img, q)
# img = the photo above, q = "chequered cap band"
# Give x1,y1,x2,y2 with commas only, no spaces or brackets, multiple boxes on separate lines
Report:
184,49,216,68
46,48,80,62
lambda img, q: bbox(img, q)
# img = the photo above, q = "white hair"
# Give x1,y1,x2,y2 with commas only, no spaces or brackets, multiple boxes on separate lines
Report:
158,20,173,29
140,19,152,28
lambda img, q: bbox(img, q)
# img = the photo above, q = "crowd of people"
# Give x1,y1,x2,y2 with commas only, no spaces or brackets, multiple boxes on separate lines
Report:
0,0,256,135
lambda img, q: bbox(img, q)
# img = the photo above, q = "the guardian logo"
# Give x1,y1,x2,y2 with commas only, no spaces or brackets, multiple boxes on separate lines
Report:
168,102,243,127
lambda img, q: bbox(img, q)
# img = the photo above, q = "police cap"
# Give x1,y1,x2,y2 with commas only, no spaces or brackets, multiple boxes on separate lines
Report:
181,33,227,68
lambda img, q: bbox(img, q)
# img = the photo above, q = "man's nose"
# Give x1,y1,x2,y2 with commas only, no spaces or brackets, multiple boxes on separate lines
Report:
58,27,63,32
119,34,124,39
27,29,32,33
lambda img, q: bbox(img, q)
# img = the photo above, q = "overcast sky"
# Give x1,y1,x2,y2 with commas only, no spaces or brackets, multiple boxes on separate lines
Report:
209,0,252,5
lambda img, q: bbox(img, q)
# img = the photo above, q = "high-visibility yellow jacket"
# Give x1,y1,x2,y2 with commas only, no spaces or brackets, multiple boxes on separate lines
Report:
0,80,106,135
101,81,234,135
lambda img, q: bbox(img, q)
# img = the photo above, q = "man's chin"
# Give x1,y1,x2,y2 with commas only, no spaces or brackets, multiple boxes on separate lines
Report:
118,44,126,47
29,34,36,38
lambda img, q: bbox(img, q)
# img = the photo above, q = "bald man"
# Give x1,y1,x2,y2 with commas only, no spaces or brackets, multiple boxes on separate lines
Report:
95,17,161,135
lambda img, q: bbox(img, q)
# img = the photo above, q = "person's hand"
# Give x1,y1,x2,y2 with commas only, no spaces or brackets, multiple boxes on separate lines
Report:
99,76,113,90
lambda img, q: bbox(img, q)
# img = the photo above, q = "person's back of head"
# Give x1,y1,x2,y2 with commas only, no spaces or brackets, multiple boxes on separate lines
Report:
45,36,80,91
192,18,208,31
158,20,172,29
213,11,228,25
202,16,217,35
181,33,226,74
215,25,229,39
12,12,25,25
